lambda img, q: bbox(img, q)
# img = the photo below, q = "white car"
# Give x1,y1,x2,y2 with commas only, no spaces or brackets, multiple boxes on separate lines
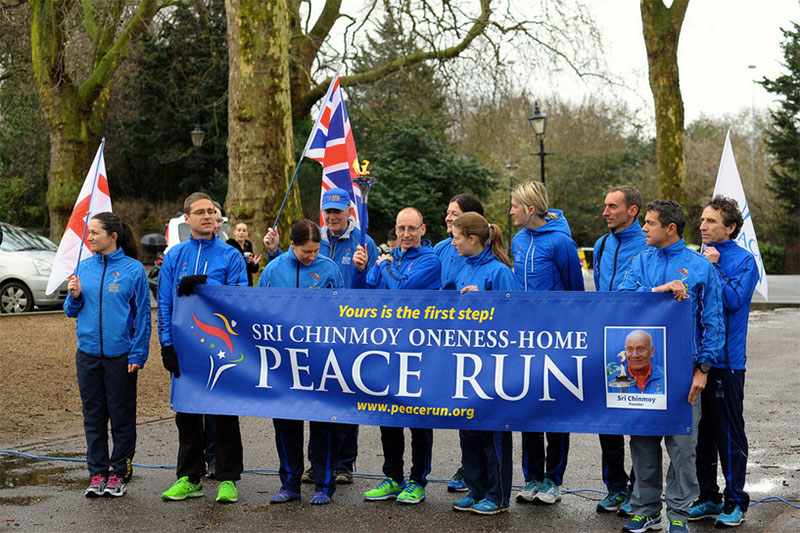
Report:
164,214,229,254
0,222,68,313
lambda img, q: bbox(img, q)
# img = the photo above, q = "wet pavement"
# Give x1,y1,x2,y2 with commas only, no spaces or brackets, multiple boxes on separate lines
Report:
1,309,798,531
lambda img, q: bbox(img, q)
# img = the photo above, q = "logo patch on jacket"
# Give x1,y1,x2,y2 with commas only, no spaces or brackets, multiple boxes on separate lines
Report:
108,283,120,293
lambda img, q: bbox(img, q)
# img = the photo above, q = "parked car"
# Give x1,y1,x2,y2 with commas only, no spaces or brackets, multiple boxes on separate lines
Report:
140,214,229,299
0,222,68,313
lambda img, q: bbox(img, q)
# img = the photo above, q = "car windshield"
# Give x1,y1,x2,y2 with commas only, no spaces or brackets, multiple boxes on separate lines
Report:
0,223,58,252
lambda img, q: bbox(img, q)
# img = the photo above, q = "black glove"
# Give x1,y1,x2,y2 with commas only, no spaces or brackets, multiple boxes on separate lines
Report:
177,274,207,296
161,344,180,377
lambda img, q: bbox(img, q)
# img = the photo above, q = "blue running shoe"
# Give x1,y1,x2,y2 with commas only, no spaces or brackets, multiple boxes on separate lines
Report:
452,495,477,511
471,498,509,515
447,466,468,492
622,513,662,533
270,489,301,503
617,495,633,517
715,502,745,527
597,490,628,512
310,491,331,505
533,477,561,504
688,499,724,521
516,479,541,502
669,519,689,533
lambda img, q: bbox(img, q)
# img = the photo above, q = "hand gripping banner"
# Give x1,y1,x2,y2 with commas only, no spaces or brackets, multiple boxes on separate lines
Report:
171,287,694,436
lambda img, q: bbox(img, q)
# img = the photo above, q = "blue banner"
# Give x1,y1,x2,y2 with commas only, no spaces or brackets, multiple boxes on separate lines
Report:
171,287,694,436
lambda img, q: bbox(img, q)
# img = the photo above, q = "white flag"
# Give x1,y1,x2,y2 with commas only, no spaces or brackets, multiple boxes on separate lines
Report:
712,130,768,300
46,141,112,295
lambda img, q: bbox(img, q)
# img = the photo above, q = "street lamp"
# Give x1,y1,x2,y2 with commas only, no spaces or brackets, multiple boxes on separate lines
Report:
190,123,205,147
505,160,519,254
528,102,552,185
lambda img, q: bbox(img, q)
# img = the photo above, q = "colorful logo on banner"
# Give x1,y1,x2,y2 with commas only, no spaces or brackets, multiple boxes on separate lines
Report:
170,287,695,436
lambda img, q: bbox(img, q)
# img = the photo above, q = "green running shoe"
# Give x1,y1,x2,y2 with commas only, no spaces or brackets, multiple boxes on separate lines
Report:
162,476,204,501
216,480,238,503
396,480,426,504
364,478,405,501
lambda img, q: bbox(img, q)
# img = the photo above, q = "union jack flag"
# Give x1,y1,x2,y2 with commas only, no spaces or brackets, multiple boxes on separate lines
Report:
303,75,361,226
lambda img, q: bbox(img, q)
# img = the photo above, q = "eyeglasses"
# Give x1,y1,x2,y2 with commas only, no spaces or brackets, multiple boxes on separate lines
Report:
189,209,216,216
395,225,422,234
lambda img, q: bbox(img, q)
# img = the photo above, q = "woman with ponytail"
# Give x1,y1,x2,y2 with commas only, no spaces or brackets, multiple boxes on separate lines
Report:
63,212,151,498
447,212,515,514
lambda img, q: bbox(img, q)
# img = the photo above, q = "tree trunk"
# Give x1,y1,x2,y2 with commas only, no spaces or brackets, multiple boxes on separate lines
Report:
226,0,299,251
641,0,690,204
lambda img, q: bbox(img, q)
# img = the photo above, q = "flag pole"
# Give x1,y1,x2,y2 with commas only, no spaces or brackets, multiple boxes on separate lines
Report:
272,159,304,230
272,76,339,230
72,138,106,275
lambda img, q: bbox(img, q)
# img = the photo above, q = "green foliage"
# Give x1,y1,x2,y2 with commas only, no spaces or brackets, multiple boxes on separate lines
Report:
758,241,787,274
108,1,229,204
761,21,800,247
0,5,49,227
344,6,495,243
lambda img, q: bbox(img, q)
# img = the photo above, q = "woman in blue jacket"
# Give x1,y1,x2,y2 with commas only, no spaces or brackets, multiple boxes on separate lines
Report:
447,212,516,514
257,219,344,505
509,181,584,506
64,212,151,499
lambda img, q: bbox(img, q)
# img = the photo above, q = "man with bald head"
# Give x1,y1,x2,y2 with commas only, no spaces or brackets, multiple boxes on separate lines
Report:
353,207,441,505
612,330,664,395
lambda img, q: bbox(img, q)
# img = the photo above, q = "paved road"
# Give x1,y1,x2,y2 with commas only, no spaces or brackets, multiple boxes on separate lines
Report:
1,309,798,531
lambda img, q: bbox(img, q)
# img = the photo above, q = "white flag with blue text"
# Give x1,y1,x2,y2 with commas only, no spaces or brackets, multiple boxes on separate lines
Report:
713,130,768,300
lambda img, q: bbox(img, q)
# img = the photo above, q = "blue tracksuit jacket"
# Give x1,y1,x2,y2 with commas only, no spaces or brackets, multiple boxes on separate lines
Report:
593,220,647,291
157,235,248,347
266,221,378,289
257,247,344,289
354,239,441,290
64,248,151,367
511,209,585,292
709,239,758,370
609,363,666,395
450,246,516,292
619,238,724,366
434,236,467,289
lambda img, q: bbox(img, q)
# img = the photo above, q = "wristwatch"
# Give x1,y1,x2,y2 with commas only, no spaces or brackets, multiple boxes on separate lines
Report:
695,362,710,373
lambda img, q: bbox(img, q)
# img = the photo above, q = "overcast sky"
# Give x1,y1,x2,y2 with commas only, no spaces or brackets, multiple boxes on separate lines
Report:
573,0,800,124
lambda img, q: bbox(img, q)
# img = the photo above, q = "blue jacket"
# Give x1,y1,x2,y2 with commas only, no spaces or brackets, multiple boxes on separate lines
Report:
511,209,585,292
355,239,441,290
157,235,248,346
64,248,151,366
619,238,724,366
593,220,647,291
266,221,378,289
434,237,466,289
608,363,665,395
450,246,516,292
257,247,344,289
709,239,758,370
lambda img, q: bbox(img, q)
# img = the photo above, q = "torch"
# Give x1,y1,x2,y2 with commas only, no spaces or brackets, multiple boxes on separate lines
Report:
352,159,376,248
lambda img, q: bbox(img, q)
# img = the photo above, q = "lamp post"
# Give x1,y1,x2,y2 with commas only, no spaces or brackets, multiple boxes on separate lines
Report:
505,160,519,255
748,65,757,179
528,102,552,185
190,123,205,147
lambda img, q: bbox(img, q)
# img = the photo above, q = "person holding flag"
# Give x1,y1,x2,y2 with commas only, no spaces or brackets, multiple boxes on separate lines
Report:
688,196,758,527
63,212,150,498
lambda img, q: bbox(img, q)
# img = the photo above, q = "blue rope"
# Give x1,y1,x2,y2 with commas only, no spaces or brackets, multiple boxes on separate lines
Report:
2,449,798,510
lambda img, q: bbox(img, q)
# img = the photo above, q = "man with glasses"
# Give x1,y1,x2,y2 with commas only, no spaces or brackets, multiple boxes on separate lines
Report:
353,207,441,505
158,192,248,504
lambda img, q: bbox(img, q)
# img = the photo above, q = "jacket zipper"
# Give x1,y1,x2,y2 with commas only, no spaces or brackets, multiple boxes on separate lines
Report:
609,234,621,290
99,255,108,357
296,261,300,288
